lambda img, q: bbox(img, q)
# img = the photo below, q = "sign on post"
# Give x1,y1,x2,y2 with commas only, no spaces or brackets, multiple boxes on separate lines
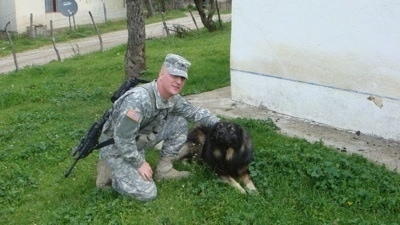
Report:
58,0,78,17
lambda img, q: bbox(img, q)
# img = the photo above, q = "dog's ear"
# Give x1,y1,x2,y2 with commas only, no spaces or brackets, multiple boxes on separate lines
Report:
226,122,241,143
209,122,222,140
241,129,253,151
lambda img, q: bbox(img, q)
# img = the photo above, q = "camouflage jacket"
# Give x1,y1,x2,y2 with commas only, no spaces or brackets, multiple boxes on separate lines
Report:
102,80,219,168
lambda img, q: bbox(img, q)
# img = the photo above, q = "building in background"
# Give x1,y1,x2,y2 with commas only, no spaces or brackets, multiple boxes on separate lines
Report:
230,0,400,140
0,0,126,34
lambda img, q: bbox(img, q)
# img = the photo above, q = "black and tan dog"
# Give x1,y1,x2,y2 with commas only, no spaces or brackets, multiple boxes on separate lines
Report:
179,121,258,194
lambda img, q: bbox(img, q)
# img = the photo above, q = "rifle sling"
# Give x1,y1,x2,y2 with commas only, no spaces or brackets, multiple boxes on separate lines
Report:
95,138,115,150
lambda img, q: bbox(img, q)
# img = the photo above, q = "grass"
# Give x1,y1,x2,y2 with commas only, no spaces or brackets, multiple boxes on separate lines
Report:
1,23,400,224
0,9,187,57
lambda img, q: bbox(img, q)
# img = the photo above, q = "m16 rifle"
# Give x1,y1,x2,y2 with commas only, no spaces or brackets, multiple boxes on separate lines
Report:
64,77,148,178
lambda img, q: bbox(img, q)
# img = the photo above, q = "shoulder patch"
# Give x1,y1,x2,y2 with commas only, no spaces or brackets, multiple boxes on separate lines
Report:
126,109,141,122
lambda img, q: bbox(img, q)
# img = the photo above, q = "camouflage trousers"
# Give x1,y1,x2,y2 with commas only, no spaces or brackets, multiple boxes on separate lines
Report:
99,115,188,201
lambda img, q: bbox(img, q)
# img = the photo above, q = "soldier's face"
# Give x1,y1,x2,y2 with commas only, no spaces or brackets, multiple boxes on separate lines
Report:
158,67,186,99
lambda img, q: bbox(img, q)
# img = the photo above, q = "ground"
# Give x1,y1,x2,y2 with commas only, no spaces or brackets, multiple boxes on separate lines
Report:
186,86,400,172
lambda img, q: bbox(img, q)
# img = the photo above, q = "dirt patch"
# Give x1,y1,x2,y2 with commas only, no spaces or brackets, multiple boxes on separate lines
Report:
186,86,400,172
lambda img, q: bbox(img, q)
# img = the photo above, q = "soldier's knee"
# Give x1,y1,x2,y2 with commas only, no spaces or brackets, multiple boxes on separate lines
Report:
136,188,157,202
129,182,157,201
120,189,158,202
112,176,158,201
126,182,157,201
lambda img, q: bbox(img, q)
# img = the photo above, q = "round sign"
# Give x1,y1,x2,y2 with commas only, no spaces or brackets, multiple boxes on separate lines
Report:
58,0,78,17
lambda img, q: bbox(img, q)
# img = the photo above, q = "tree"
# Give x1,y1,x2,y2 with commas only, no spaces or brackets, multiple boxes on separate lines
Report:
193,0,217,32
125,0,146,78
175,0,185,8
144,0,155,17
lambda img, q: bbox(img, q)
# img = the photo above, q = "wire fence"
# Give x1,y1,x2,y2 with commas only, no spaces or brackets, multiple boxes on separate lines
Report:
0,8,125,38
0,1,231,37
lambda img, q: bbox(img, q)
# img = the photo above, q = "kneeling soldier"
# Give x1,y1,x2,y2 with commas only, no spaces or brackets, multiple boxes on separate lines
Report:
96,54,219,201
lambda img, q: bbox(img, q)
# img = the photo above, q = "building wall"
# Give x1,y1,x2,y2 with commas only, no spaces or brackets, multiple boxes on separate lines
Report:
230,0,400,140
0,0,16,31
0,0,126,33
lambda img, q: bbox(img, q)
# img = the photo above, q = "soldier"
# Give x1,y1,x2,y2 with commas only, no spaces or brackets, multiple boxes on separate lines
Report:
96,53,220,201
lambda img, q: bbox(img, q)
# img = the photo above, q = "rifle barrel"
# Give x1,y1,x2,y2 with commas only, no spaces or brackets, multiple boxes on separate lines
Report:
64,158,79,178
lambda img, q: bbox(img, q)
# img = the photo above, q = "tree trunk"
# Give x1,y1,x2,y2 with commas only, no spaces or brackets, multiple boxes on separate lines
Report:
144,0,155,17
193,0,216,32
125,0,146,78
175,0,185,9
158,0,166,12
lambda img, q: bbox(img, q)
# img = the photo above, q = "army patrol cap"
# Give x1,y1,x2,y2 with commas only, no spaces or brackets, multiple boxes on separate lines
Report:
163,54,191,79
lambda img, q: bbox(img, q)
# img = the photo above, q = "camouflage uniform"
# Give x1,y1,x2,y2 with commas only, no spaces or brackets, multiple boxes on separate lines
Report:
99,80,219,201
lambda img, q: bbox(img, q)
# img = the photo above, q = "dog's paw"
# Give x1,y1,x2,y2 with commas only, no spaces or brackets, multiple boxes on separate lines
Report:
178,142,202,159
247,188,259,195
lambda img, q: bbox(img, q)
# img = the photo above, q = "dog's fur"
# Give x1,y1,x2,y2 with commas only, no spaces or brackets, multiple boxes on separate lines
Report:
179,121,257,194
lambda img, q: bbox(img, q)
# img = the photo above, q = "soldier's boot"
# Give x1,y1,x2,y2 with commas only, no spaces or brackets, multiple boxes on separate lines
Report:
96,160,112,188
155,156,191,181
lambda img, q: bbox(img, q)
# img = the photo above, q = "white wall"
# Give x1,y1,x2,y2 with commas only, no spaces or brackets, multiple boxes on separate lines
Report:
230,0,400,140
0,0,16,31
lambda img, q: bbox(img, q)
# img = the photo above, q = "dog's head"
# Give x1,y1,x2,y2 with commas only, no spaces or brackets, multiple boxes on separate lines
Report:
210,121,243,147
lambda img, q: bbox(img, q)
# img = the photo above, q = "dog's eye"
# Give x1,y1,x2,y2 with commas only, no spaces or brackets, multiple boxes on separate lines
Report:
228,126,235,133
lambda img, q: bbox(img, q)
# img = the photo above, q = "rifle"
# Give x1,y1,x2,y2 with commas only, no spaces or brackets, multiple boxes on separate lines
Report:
64,77,149,178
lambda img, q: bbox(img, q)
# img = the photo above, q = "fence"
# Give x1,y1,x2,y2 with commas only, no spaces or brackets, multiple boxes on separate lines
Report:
0,1,231,37
0,6,126,37
0,2,232,73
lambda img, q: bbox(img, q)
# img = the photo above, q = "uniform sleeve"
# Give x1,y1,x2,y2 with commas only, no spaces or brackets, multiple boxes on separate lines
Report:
172,96,220,127
112,90,150,168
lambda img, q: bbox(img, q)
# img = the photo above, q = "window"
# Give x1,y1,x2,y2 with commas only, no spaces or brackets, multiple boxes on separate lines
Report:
45,0,58,13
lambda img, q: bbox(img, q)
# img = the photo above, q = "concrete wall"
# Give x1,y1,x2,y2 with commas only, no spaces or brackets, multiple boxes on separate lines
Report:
0,0,126,33
230,0,400,140
0,0,16,31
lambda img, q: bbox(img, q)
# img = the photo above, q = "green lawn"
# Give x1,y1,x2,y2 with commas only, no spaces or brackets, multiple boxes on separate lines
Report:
1,23,400,224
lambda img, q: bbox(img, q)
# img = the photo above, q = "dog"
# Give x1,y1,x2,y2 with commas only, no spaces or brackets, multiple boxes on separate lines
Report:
179,121,258,194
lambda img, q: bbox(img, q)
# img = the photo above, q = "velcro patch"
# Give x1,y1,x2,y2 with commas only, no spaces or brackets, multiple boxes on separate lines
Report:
126,109,141,122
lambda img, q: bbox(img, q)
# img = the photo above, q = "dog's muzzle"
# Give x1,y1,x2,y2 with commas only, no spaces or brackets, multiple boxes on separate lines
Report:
217,129,230,143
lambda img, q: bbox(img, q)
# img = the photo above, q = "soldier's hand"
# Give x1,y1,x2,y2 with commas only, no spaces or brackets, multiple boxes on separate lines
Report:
138,161,153,181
